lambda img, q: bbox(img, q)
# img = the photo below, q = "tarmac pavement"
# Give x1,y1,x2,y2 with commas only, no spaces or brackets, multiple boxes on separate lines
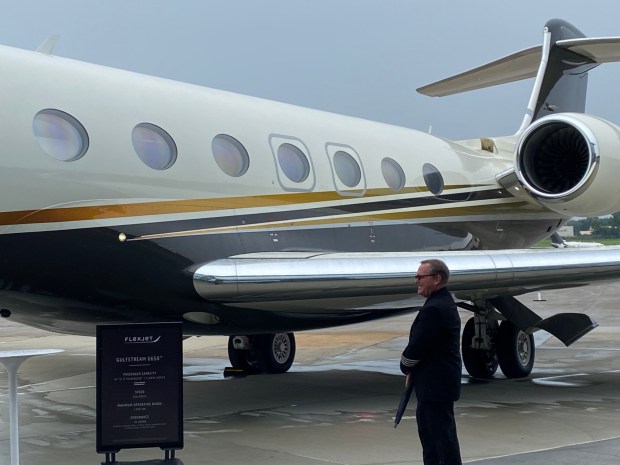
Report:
2,282,620,464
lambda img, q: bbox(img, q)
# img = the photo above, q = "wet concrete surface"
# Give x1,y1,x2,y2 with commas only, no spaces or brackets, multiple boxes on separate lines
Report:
1,283,620,464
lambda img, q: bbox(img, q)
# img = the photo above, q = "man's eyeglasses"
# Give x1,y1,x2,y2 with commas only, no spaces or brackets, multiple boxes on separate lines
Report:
414,274,437,281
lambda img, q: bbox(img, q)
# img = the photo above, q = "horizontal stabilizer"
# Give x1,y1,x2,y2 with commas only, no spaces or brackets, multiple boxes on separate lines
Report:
558,37,620,63
417,46,541,97
417,36,620,97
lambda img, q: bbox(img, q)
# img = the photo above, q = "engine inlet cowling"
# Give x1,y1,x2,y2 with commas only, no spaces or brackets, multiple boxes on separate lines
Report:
515,113,620,217
516,114,598,200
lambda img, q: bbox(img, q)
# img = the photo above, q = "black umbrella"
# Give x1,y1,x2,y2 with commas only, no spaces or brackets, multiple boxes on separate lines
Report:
393,380,414,428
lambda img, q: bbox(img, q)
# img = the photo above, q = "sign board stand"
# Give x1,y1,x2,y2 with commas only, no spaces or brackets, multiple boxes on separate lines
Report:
96,322,184,465
101,450,182,465
102,449,181,465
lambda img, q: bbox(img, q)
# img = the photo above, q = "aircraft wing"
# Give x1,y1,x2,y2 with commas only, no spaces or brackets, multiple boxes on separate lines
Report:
193,246,619,346
194,246,620,303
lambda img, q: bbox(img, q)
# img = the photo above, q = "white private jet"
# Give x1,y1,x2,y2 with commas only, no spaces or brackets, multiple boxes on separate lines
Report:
549,232,604,248
2,18,620,379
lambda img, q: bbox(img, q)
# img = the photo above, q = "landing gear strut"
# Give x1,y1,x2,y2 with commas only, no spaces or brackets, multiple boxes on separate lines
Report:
228,332,296,374
462,316,498,378
460,301,535,379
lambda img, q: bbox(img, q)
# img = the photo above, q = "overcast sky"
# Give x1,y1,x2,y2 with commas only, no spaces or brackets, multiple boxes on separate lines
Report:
1,1,619,140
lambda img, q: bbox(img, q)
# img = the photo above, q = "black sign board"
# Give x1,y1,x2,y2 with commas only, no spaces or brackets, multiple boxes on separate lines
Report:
96,322,183,454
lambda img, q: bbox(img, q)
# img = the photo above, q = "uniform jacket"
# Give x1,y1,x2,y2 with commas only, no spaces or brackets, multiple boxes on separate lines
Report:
400,286,462,402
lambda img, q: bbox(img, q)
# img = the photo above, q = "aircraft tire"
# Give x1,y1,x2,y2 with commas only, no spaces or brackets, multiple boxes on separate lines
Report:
497,321,535,378
227,336,260,373
255,332,296,374
461,318,498,378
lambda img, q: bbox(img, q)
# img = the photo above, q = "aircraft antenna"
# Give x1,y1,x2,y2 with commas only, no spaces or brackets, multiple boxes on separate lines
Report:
36,35,60,55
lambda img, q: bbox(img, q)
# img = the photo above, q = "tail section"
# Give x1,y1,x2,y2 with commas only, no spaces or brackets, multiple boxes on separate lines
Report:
417,19,620,133
526,19,591,127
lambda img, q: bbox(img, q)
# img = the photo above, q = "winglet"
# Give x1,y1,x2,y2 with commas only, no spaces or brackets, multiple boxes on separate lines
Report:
36,35,60,55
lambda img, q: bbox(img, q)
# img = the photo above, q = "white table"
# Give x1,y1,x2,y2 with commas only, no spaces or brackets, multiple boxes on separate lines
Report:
0,349,64,465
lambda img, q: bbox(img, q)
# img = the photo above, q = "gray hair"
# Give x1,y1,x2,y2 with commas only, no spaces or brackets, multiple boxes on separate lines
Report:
420,259,450,285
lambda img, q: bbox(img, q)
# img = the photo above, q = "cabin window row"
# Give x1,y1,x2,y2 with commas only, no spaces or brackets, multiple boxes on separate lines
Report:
32,108,409,193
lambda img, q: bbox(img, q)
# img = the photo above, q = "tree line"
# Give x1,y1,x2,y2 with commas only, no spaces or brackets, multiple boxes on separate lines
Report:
568,212,620,238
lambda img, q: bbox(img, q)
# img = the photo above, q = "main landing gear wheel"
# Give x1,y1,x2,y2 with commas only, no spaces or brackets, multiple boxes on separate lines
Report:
228,336,259,373
497,321,535,378
255,332,296,374
462,317,498,378
227,333,296,374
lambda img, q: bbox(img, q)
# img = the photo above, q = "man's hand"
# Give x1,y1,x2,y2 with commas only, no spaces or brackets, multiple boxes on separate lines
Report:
405,372,412,388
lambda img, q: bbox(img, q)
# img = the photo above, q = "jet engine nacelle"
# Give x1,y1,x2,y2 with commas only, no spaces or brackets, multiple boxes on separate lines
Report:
515,113,620,217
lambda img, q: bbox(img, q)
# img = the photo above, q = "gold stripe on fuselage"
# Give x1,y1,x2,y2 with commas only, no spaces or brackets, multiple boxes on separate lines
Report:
0,185,485,227
130,199,536,241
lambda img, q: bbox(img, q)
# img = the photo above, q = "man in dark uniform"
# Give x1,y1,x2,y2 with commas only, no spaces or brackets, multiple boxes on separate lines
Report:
400,259,462,465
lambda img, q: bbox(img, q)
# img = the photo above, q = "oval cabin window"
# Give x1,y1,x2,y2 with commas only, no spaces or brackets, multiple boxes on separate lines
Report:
212,134,250,177
132,123,177,170
278,143,310,183
333,150,361,188
33,109,89,161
